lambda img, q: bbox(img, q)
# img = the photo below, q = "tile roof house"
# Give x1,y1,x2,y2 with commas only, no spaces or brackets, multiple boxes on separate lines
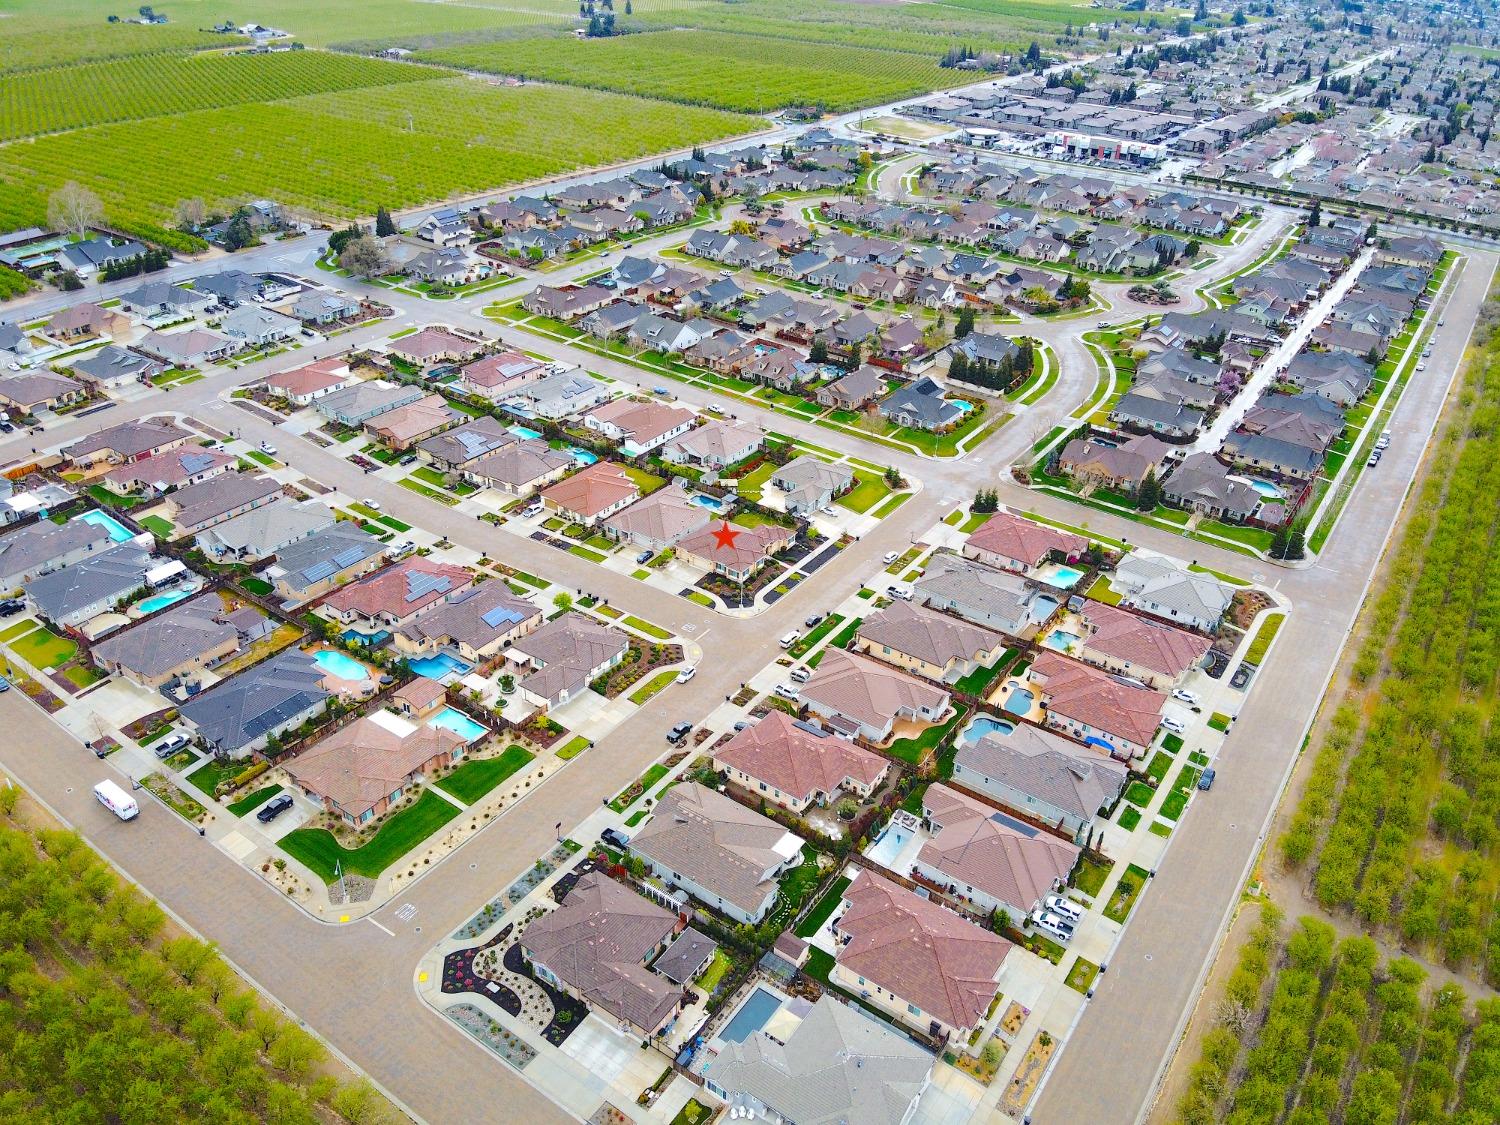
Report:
463,439,574,498
319,557,474,641
392,581,541,665
509,611,629,710
137,327,237,368
101,446,237,498
91,594,242,689
705,994,936,1125
713,711,890,814
658,419,765,469
363,393,462,451
628,782,805,925
1057,433,1171,491
415,416,517,471
802,648,952,744
915,552,1042,638
769,455,854,515
1113,551,1234,633
815,364,887,411
1027,651,1166,760
602,484,712,551
195,499,337,562
914,783,1081,924
23,541,155,628
0,519,113,589
953,724,1128,843
539,461,640,525
830,870,1010,1049
582,398,696,457
46,302,125,342
964,511,1087,575
179,650,331,758
286,714,467,826
266,523,387,603
0,371,85,413
164,473,282,534
854,599,1008,685
63,420,192,468
456,351,545,402
519,871,684,1038
386,327,477,365
1161,452,1262,524
1071,601,1210,691
265,357,351,405
675,519,791,584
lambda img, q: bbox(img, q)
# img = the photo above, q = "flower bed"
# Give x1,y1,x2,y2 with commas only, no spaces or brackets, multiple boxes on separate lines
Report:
591,639,684,699
446,1003,536,1070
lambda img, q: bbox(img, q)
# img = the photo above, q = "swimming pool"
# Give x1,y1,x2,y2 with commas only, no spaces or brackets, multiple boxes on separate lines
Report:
75,510,134,542
1003,686,1036,716
509,426,543,441
689,494,726,512
136,588,193,614
719,988,782,1044
950,399,974,413
1042,628,1082,652
406,652,472,680
313,649,370,681
1038,565,1086,589
428,706,488,743
960,715,1016,744
866,821,913,869
1248,479,1283,499
569,448,598,466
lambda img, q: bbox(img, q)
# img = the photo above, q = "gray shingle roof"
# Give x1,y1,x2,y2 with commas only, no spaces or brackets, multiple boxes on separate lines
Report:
23,541,152,623
955,724,1128,821
92,594,239,679
180,650,329,753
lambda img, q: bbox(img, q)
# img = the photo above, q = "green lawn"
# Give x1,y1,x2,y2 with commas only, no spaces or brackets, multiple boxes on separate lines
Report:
1103,864,1150,924
140,514,175,538
1144,751,1172,782
6,626,78,670
870,491,913,519
1122,780,1155,807
183,757,241,798
1208,712,1231,732
1162,733,1184,754
609,763,670,812
1118,806,1142,831
735,461,778,501
279,790,463,882
0,620,37,643
765,845,821,929
628,670,678,705
1244,613,1285,664
884,704,968,765
1073,856,1113,898
226,784,284,817
1085,576,1121,605
436,746,536,805
240,577,273,596
795,875,851,938
557,736,590,760
63,664,105,688
835,473,891,514
623,615,671,640
788,613,845,658
621,465,666,495
1064,956,1100,995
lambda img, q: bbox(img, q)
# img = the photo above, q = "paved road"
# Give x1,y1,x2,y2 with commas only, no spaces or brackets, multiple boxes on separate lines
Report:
0,122,1482,1125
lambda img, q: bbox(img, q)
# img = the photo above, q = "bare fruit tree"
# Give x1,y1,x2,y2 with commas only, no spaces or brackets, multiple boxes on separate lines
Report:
47,181,103,237
338,234,388,279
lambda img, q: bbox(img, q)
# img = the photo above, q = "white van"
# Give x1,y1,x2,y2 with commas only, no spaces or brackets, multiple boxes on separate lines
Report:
94,779,139,821
779,631,800,648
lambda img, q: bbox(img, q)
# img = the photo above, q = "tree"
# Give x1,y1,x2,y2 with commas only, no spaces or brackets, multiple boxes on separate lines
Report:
174,197,207,232
625,0,631,11
338,235,388,279
327,224,362,257
1308,199,1322,229
1137,468,1161,511
955,306,976,338
331,1079,381,1125
222,209,255,252
948,351,969,385
47,181,103,236
553,592,573,613
374,205,396,238
809,337,828,364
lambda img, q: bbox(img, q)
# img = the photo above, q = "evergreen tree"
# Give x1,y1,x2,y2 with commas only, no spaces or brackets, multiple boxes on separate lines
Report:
949,351,970,384
955,306,976,338
1137,468,1161,511
375,206,395,238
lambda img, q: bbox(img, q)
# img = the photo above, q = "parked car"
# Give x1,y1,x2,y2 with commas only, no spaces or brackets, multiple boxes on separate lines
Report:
789,667,812,684
883,551,899,564
153,731,191,760
1197,768,1216,791
601,827,630,849
0,678,9,693
1170,688,1199,707
256,793,294,823
1030,910,1075,942
1160,715,1187,735
258,441,277,455
774,683,800,701
886,584,913,601
0,598,25,617
779,631,800,648
804,614,824,628
362,498,381,511
0,421,12,434
1044,894,1084,924
636,550,654,565
676,667,696,684
1367,452,1381,467
667,721,692,744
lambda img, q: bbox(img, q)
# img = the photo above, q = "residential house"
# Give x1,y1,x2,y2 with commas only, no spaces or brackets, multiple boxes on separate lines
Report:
952,725,1128,844
1161,452,1261,523
292,292,359,325
1219,430,1323,481
102,446,237,498
769,456,853,515
265,357,351,405
392,581,542,666
964,511,1086,576
1027,652,1166,761
456,351,544,402
119,281,213,320
195,499,336,561
266,523,387,604
1109,391,1204,439
416,208,473,248
854,599,1008,685
915,552,1043,638
416,416,516,472
802,648,951,744
69,345,163,390
63,420,191,468
286,716,467,826
829,871,1010,1050
59,237,147,277
315,381,425,427
628,783,804,926
164,473,281,534
881,377,966,431
387,327,477,367
519,872,683,1039
602,485,712,551
503,370,610,419
363,394,461,451
1072,601,1210,690
46,302,125,342
658,419,764,469
318,557,474,643
627,312,705,355
137,328,236,368
220,305,299,347
1284,350,1373,406
582,398,696,457
1112,552,1233,634
713,711,889,815
91,594,242,689
539,462,640,525
1057,433,1171,491
179,650,330,758
0,519,114,589
509,612,629,710
676,520,790,584
191,270,263,306
816,365,887,411
523,285,611,321
464,440,574,499
23,541,154,628
0,371,85,414
913,784,1080,925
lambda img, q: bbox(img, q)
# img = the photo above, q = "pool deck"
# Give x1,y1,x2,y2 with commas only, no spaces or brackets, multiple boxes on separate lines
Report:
989,676,1046,722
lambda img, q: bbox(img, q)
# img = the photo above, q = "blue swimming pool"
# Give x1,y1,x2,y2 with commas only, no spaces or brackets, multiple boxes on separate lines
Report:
960,715,1016,744
406,652,472,680
569,448,598,466
1042,628,1082,652
509,426,543,441
950,399,974,413
313,649,370,681
75,510,134,542
1248,479,1283,499
428,707,488,743
1003,686,1036,716
689,494,726,512
1039,565,1086,589
719,988,782,1044
136,587,193,614
866,822,913,869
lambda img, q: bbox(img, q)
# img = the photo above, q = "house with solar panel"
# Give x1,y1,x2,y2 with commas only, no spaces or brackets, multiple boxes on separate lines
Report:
265,524,388,605
316,557,474,646
392,581,541,668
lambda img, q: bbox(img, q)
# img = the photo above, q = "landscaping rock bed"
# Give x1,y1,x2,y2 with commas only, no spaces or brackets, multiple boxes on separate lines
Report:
504,942,587,1046
446,1003,536,1070
442,925,522,1017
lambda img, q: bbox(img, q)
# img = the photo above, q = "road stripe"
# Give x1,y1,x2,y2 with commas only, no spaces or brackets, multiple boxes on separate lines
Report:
367,918,395,936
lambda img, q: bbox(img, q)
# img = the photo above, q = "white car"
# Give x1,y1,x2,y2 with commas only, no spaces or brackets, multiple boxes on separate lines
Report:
774,683,801,702
676,667,696,684
1170,688,1200,707
1160,715,1188,735
258,441,277,455
883,551,899,564
1030,910,1074,942
362,498,381,511
1044,894,1084,924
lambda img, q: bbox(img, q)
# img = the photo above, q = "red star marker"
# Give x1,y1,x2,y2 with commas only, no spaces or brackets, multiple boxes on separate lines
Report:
710,520,740,551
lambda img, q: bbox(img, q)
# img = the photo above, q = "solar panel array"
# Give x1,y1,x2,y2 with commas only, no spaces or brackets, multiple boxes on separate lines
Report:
480,604,525,629
404,571,453,603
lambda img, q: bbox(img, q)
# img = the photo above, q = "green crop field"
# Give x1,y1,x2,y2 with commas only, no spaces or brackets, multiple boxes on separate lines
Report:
0,51,430,142
0,77,755,242
418,28,967,113
0,11,237,75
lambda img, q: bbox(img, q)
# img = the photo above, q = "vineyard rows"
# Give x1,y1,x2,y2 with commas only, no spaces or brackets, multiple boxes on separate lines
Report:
0,51,430,143
0,11,231,75
0,77,754,243
1276,331,1500,984
418,29,966,114
1175,906,1500,1124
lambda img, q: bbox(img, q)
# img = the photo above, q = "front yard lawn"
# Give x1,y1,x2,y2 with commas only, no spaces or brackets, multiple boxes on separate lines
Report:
1073,856,1113,898
7,625,78,670
1208,712,1232,732
623,615,671,640
1144,751,1172,782
609,763,670,812
835,473,891,514
557,736,590,760
1244,613,1285,664
1122,780,1155,807
279,790,463,881
1065,956,1100,995
182,757,241,798
628,670,677,705
436,746,536,805
226,784,284,817
1103,864,1150,924
788,613,844,658
1118,806,1142,831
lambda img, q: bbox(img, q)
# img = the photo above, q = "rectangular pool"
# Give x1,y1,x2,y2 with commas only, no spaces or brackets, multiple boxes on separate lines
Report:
865,822,912,870
718,988,782,1044
406,652,472,679
428,706,488,743
74,510,134,542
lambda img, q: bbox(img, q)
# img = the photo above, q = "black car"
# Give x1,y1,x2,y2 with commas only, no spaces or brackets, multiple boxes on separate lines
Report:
0,598,25,616
1197,768,1216,792
601,828,630,849
256,793,294,823
804,614,823,628
667,721,692,743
